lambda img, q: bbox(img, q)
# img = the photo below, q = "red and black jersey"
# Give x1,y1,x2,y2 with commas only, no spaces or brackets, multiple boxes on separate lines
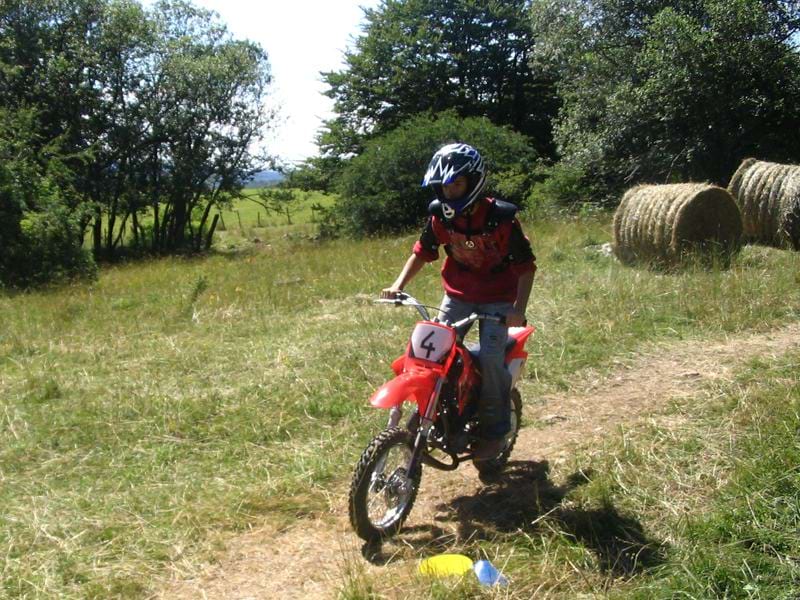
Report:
413,197,536,303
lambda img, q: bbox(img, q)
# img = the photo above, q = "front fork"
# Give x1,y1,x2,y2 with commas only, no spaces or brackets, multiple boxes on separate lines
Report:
386,406,403,429
402,377,444,479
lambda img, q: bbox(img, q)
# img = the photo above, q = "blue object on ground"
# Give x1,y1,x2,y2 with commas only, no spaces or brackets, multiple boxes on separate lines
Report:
473,559,509,586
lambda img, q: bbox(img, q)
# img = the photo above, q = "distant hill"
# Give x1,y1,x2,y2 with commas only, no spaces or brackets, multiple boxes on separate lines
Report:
244,170,285,189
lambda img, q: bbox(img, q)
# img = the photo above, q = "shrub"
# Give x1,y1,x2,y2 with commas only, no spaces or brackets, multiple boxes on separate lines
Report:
4,200,97,288
333,111,538,236
526,161,623,215
0,109,96,288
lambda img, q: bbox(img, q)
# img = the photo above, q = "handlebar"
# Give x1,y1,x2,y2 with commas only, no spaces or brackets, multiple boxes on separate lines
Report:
375,292,518,327
452,312,505,328
374,292,432,320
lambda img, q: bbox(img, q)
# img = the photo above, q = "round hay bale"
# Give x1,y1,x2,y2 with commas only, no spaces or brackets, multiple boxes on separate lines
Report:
727,158,800,249
613,183,743,267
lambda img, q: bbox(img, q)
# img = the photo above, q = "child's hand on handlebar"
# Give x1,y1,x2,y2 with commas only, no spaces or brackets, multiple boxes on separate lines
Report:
505,307,527,327
380,287,403,300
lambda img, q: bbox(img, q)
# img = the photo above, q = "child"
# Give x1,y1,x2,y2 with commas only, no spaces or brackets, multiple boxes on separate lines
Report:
380,142,536,460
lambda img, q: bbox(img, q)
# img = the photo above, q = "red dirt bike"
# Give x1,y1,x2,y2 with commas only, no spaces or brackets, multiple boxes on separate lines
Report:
348,292,535,541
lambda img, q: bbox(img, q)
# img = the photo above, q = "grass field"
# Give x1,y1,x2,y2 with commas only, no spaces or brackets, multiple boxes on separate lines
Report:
89,188,334,251
217,188,333,230
2,210,800,597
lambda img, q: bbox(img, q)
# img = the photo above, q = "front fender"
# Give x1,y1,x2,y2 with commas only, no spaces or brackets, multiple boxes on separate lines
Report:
370,368,439,413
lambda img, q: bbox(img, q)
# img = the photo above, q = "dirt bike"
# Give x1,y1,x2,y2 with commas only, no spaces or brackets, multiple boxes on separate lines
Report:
348,292,535,542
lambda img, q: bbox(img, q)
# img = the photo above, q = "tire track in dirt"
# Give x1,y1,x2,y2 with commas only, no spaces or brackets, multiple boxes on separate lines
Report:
157,323,800,599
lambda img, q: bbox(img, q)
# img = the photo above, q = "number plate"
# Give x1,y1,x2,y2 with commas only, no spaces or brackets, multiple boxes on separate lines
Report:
409,322,455,364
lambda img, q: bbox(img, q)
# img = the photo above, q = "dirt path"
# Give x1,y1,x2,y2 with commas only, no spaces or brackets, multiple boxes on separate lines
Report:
157,323,800,599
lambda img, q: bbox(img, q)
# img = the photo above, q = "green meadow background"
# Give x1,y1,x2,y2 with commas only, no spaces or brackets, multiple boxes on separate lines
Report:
2,198,800,598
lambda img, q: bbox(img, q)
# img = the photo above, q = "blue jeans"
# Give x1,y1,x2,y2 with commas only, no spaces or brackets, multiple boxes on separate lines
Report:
439,295,512,440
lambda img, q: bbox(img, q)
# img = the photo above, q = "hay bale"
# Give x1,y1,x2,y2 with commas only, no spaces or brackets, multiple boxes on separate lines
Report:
727,158,800,250
613,183,743,267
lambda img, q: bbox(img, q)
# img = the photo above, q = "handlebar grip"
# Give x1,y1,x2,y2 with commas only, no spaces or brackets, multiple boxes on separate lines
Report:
375,291,410,305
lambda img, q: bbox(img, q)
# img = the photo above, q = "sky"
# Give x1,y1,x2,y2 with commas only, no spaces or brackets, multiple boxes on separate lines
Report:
146,0,381,165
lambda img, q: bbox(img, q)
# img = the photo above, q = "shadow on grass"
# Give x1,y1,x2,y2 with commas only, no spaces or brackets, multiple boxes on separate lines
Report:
363,460,666,577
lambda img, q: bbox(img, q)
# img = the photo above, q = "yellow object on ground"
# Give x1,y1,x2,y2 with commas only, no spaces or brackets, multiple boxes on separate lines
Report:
418,554,474,577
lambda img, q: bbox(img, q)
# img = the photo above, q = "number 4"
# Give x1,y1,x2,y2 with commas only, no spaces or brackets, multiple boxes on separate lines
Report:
420,331,437,359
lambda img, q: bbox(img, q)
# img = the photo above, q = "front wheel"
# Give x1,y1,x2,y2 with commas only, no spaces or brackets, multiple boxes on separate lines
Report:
349,427,422,541
474,388,523,476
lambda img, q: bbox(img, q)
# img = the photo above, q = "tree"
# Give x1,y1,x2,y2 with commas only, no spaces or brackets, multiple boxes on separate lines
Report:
320,0,558,160
333,110,538,236
251,186,302,225
0,108,96,287
0,0,277,278
283,157,340,193
531,0,800,203
0,0,106,232
139,0,274,253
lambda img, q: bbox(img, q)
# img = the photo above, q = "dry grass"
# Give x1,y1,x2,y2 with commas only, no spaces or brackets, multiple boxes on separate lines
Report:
4,214,800,597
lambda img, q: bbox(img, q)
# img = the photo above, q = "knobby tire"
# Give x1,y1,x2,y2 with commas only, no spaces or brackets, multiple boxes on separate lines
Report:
348,427,421,541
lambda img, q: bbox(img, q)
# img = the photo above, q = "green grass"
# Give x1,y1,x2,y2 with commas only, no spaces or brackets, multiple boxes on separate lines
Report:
87,188,335,250
2,212,800,597
351,347,800,598
576,351,800,599
220,188,334,228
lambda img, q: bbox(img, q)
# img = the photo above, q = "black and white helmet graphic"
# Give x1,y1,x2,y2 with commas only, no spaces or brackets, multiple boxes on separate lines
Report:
422,143,487,219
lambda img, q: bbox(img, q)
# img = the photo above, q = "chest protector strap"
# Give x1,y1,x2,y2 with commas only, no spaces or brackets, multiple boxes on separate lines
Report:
428,199,518,234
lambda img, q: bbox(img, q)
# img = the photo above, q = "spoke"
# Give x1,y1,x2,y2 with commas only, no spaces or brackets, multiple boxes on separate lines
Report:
374,453,388,472
367,492,385,515
365,443,413,527
368,473,385,494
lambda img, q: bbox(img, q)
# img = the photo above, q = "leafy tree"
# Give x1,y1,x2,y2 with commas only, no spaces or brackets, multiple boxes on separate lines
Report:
0,108,96,287
531,0,800,203
320,0,558,160
284,156,341,193
333,110,538,236
140,0,274,253
0,0,276,279
251,186,302,225
0,0,104,220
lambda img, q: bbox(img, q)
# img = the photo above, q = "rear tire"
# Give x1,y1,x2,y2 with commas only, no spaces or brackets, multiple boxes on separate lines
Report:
474,388,522,476
349,427,421,541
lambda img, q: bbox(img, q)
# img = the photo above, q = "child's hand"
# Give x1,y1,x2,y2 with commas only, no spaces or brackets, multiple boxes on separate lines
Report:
505,308,527,327
380,287,403,300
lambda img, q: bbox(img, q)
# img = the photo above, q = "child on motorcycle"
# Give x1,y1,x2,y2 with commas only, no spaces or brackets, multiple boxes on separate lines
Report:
380,142,536,461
